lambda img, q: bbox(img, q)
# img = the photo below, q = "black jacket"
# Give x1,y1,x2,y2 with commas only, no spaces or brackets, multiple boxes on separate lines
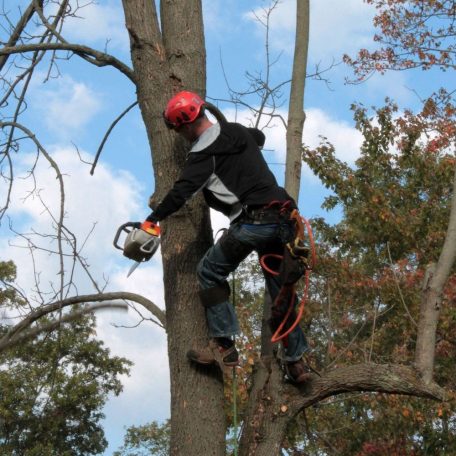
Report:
152,122,292,222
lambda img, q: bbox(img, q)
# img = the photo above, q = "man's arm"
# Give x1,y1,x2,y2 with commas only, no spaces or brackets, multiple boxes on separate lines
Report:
148,153,214,222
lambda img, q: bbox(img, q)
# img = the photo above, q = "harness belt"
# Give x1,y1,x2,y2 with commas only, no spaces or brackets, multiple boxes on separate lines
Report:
237,200,295,225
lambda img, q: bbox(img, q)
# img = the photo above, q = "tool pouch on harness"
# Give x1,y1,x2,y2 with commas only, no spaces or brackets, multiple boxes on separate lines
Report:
278,238,309,285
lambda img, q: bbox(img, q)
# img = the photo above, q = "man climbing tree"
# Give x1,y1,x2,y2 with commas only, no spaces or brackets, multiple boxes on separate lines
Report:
0,1,453,455
147,90,312,383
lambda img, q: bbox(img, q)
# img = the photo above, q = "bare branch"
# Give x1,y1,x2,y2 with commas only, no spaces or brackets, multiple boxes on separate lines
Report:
0,302,128,352
0,291,165,353
0,43,135,82
90,101,138,175
285,0,309,202
0,1,36,72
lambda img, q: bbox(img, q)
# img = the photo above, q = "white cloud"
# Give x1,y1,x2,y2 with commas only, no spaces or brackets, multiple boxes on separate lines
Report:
304,107,363,164
1,146,146,296
63,1,130,54
31,75,103,138
310,0,375,59
245,0,375,61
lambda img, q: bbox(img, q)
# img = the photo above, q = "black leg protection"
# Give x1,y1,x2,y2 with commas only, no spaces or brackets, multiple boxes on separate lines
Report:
219,229,252,264
199,281,231,308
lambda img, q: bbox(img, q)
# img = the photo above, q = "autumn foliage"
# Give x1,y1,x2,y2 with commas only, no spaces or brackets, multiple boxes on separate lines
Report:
295,101,456,454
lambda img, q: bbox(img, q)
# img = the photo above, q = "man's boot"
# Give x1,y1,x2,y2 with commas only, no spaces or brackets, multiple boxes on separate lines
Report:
187,339,239,368
285,358,314,384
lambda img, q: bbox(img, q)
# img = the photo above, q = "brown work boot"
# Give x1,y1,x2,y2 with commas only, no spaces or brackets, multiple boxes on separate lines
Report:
187,340,239,368
285,358,313,384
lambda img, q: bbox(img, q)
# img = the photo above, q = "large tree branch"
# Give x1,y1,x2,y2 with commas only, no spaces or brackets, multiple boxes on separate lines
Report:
0,43,135,82
240,359,446,456
292,363,446,410
0,291,166,352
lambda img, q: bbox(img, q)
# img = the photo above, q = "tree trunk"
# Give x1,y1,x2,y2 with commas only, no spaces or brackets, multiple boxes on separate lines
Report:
415,165,456,383
238,357,292,456
122,2,226,455
243,3,311,452
285,0,309,202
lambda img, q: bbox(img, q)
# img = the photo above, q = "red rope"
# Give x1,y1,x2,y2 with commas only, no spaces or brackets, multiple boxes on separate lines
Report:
259,216,316,343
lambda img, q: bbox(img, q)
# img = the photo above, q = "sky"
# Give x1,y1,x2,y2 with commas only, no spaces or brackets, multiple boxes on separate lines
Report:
0,0,442,454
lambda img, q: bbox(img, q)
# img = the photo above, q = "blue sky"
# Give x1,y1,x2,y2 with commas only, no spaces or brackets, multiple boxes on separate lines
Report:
0,0,444,453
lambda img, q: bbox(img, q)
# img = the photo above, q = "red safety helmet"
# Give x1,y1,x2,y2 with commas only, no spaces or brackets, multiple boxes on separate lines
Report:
163,91,206,129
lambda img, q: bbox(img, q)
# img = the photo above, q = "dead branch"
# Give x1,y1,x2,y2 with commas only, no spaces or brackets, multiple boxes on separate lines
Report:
0,291,166,352
0,1,36,72
0,43,135,82
285,0,309,201
90,101,138,175
0,302,128,352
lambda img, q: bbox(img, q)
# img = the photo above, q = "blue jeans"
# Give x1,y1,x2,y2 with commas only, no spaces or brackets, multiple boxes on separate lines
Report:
196,222,309,362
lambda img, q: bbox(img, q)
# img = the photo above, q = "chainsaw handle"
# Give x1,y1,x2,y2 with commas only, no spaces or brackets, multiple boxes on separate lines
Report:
113,222,141,250
140,236,160,255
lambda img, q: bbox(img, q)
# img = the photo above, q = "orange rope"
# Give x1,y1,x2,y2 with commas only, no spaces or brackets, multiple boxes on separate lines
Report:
259,215,316,343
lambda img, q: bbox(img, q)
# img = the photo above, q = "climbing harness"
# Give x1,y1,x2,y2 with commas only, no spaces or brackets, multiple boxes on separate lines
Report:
259,207,316,344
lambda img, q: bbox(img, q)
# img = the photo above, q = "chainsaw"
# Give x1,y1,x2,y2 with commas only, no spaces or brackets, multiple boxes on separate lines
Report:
113,221,160,277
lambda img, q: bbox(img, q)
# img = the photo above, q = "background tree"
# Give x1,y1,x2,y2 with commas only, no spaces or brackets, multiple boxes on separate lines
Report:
114,420,170,456
301,101,456,454
0,261,131,455
345,0,456,384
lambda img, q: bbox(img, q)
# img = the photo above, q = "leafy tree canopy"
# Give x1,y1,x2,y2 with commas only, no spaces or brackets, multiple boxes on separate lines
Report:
0,261,132,456
298,101,456,455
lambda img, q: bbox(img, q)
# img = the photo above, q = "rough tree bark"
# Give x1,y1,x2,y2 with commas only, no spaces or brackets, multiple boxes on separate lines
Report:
121,2,226,455
238,358,445,456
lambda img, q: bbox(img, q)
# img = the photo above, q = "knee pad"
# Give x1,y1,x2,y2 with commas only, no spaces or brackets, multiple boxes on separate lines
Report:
219,230,252,264
199,281,231,308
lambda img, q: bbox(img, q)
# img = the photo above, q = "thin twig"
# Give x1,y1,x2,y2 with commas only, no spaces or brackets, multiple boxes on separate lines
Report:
386,241,417,326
